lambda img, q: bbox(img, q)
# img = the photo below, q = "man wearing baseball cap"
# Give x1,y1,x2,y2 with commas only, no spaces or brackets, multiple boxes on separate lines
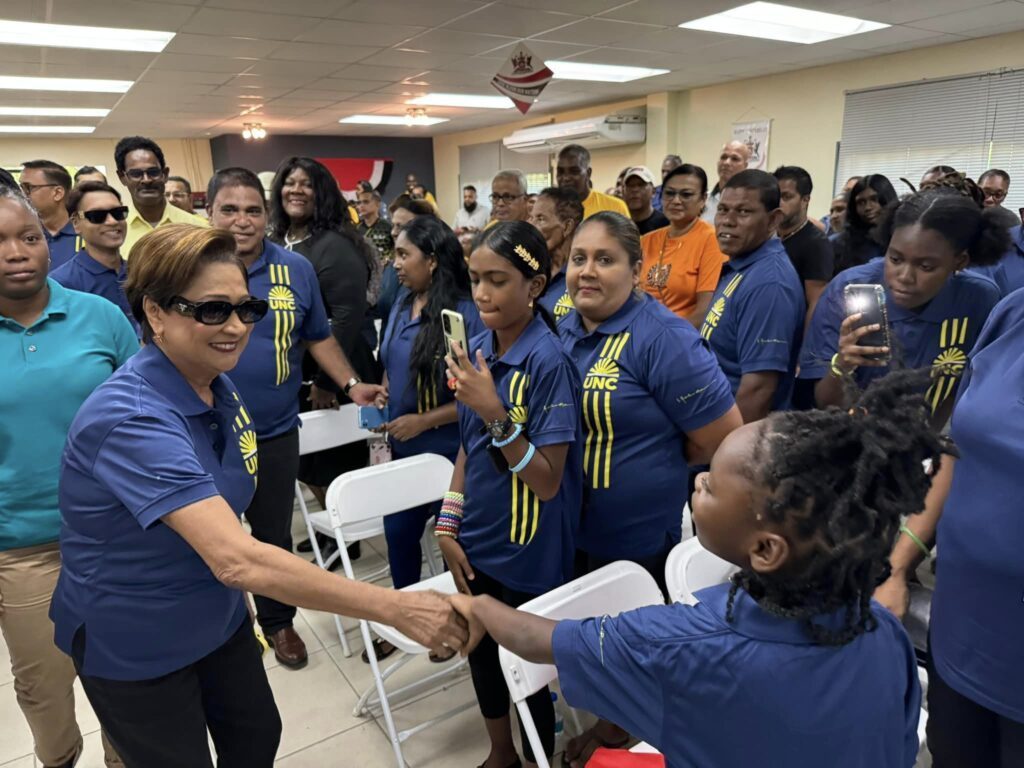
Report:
623,166,670,235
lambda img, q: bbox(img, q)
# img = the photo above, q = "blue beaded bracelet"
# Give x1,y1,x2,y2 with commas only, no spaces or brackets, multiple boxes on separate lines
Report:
491,422,523,448
508,442,536,474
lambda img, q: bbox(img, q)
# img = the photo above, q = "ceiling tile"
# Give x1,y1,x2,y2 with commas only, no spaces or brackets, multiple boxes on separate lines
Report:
294,20,426,47
138,70,234,86
606,25,724,54
908,1,1024,33
841,0,1005,24
205,0,354,16
332,64,429,82
534,17,664,46
210,84,295,98
239,60,343,79
445,6,584,38
33,0,199,29
306,78,395,92
559,46,686,70
484,40,602,61
358,49,466,70
163,34,276,59
503,0,627,12
181,8,321,39
332,0,486,27
267,42,382,64
597,0,736,25
406,29,519,56
838,24,960,49
285,88,371,101
152,53,256,74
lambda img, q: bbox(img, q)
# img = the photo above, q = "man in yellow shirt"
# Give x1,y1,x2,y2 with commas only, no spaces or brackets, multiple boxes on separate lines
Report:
556,143,630,220
115,136,208,257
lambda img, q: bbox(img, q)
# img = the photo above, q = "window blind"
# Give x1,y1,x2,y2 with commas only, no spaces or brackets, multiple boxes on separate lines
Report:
836,68,1024,215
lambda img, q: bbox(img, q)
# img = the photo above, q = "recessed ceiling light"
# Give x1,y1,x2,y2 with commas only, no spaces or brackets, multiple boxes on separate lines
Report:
339,114,449,126
407,93,513,109
548,61,670,83
680,2,888,44
0,75,132,93
0,19,174,52
0,125,95,133
0,106,110,117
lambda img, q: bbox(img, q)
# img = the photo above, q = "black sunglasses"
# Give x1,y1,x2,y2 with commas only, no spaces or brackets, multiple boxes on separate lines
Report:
170,296,269,325
78,206,129,224
124,167,164,181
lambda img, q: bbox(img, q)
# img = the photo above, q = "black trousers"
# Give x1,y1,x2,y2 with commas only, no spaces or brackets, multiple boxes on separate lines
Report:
468,567,555,763
245,428,299,635
927,653,1024,768
73,618,281,768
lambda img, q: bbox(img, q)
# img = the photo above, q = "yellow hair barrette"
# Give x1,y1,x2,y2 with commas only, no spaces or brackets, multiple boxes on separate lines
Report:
514,244,540,271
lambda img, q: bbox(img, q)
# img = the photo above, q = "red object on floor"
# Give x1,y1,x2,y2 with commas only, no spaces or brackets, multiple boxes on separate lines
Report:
585,747,665,768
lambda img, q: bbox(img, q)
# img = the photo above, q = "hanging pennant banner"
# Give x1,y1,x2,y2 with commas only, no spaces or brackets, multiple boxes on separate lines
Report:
491,43,553,115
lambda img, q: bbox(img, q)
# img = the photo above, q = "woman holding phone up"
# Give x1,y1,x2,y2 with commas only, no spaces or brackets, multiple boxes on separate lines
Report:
799,187,1005,422
438,221,582,768
369,217,482,662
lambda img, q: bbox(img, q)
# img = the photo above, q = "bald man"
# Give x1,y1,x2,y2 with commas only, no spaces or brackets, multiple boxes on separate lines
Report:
702,140,751,224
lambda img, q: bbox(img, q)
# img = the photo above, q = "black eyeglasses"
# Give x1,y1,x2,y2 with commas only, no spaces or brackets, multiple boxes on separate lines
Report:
20,182,59,195
490,193,525,204
78,206,129,224
170,296,269,325
124,167,164,181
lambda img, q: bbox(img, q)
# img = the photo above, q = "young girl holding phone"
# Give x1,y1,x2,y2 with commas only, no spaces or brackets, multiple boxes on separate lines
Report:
438,221,582,768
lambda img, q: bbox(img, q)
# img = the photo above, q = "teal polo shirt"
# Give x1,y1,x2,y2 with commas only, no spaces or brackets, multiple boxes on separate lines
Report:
0,279,138,551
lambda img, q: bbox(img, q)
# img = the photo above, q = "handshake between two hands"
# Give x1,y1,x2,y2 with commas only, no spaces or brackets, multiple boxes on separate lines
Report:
393,589,485,659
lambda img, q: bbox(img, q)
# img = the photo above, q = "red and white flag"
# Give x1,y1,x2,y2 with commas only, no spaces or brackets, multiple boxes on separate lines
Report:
491,43,553,115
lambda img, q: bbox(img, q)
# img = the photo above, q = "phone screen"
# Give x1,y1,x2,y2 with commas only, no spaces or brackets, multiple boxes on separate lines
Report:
843,284,890,361
442,309,469,367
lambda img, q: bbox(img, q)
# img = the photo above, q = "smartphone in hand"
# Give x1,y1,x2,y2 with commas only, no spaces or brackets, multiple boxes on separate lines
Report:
442,309,469,367
843,283,891,362
358,405,389,430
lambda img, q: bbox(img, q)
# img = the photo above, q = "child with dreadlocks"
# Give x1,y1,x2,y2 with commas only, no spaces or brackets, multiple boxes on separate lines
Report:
451,369,937,768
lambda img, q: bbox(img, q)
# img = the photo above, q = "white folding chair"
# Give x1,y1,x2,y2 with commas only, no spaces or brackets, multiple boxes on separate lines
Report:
497,561,666,768
664,537,739,606
296,407,441,656
327,454,473,768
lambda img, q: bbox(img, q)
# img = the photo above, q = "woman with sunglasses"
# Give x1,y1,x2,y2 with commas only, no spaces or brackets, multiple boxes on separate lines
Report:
0,185,136,768
50,181,138,336
269,157,380,516
51,224,470,768
639,164,725,326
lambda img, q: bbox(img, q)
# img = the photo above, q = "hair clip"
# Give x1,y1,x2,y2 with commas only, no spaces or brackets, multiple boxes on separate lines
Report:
514,244,540,271
848,406,869,418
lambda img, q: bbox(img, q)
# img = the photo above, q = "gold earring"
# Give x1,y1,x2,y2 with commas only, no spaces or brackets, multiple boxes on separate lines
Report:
153,334,164,343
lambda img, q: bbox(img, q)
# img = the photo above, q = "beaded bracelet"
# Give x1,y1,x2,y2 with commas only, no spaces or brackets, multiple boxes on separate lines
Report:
435,492,464,539
492,422,523,448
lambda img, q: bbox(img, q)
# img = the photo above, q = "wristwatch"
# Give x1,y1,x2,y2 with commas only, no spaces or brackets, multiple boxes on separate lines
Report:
342,377,360,396
484,414,515,441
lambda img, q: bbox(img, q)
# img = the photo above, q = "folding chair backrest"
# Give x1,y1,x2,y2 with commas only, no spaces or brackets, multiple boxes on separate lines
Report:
298,406,372,456
325,453,455,528
664,538,739,606
497,561,664,706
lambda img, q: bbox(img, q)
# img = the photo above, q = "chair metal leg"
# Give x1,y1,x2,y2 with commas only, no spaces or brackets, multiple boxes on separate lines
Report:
300,483,353,657
517,699,551,768
359,618,406,768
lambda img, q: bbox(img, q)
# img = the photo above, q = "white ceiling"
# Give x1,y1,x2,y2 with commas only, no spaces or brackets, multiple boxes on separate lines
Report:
1,0,1023,138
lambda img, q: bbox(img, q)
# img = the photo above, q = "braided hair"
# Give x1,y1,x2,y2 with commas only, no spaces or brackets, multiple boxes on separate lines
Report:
726,369,948,646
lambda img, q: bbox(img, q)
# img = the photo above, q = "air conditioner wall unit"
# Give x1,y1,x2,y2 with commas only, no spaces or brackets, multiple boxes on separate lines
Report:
503,113,646,154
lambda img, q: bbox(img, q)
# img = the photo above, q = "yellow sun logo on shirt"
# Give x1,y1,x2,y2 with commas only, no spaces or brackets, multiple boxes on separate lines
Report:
931,347,967,377
509,405,528,424
554,293,574,319
268,285,296,311
238,430,259,476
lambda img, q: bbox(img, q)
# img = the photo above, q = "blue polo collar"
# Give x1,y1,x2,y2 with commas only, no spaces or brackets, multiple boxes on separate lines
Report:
76,249,126,277
132,343,236,417
479,312,549,366
722,236,786,273
697,583,866,646
562,293,646,340
44,219,77,243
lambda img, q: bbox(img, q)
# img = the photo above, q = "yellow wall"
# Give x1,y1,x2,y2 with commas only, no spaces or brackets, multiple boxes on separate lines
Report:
434,30,1024,219
0,137,213,201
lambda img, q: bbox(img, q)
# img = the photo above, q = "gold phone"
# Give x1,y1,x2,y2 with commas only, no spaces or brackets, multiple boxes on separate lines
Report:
442,309,469,367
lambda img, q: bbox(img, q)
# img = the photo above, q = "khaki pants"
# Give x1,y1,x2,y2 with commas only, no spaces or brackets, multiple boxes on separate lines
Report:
0,542,121,767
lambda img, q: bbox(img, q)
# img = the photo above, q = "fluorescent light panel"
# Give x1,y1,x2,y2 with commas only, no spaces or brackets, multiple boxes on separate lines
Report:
680,2,888,44
340,114,449,126
0,106,109,117
0,75,132,93
0,19,174,52
0,125,95,133
407,93,513,109
548,61,669,83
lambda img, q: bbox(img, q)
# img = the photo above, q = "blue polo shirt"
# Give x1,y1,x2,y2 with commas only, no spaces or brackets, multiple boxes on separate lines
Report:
50,249,139,336
537,267,574,324
52,343,257,680
380,295,482,460
560,295,734,559
44,220,82,271
699,238,804,410
931,288,1024,721
799,259,1000,414
0,280,137,552
229,239,331,439
458,313,582,595
970,224,1024,297
552,583,921,768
